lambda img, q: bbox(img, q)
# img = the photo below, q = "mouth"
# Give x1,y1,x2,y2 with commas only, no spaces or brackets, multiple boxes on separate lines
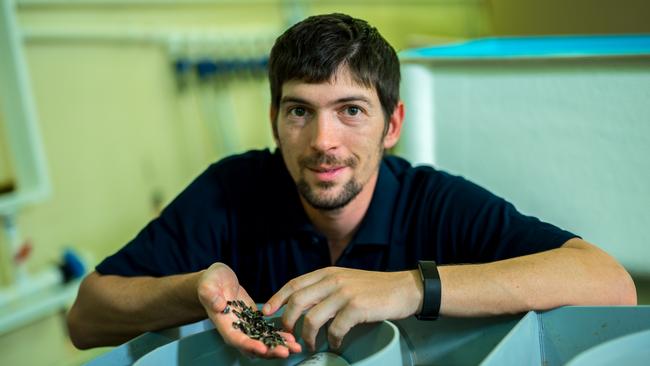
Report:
307,166,346,181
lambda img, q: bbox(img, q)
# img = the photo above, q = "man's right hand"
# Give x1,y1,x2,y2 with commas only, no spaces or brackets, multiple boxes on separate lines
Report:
197,262,302,358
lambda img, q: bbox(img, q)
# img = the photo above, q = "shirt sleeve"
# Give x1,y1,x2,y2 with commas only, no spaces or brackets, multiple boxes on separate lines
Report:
428,171,578,263
95,163,231,276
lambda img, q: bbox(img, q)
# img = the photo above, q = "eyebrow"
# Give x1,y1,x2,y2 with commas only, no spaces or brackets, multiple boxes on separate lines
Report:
280,95,373,106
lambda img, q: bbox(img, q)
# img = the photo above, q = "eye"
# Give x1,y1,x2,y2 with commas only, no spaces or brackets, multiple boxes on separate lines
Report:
289,107,307,117
345,106,361,116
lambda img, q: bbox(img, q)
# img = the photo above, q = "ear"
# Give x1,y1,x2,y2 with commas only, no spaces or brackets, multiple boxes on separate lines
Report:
269,105,279,145
383,101,404,149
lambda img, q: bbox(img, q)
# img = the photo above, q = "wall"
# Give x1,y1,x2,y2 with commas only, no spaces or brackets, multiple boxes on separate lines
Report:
490,0,650,36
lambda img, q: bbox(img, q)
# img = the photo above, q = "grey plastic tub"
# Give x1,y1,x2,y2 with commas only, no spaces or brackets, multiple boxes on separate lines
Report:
86,306,650,366
132,317,401,366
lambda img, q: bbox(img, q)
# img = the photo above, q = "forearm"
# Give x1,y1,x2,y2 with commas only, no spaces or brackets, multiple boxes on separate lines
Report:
435,238,637,317
67,271,206,349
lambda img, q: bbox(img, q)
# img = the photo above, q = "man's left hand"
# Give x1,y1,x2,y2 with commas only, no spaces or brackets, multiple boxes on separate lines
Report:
262,267,422,351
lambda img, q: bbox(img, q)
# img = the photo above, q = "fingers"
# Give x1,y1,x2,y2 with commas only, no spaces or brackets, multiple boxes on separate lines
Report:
235,288,258,312
264,268,333,316
222,311,302,357
198,264,302,359
229,331,301,359
328,304,364,350
280,275,340,332
256,334,302,358
230,332,268,355
279,331,302,354
204,291,300,358
210,306,301,359
263,346,290,358
301,295,347,351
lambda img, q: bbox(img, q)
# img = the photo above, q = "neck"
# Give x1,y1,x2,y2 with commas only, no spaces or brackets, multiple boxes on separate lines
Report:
301,171,379,264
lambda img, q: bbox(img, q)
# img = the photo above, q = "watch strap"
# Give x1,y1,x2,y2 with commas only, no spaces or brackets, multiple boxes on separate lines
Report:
416,260,441,320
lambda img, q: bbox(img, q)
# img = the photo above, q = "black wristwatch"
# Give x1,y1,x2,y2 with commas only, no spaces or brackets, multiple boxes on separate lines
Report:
416,260,441,320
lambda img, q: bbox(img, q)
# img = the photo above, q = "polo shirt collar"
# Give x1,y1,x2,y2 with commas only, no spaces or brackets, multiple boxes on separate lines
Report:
348,159,400,246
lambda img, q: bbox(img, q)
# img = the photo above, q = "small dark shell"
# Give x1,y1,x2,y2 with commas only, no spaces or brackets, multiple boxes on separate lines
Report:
226,298,287,348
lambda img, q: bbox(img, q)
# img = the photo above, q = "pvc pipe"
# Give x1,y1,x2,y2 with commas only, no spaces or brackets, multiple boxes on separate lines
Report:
0,265,63,308
0,276,80,337
1,214,28,287
0,0,51,216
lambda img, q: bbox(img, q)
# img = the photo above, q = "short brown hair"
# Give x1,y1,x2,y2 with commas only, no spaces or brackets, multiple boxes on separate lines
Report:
268,13,400,134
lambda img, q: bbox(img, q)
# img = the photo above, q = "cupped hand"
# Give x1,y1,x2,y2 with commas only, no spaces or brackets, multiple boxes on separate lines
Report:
197,262,302,358
263,267,423,351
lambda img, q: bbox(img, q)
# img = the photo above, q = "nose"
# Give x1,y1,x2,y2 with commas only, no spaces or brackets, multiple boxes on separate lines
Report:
309,112,340,152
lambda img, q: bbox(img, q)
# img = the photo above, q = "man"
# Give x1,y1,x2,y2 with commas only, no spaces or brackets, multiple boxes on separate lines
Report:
67,13,637,358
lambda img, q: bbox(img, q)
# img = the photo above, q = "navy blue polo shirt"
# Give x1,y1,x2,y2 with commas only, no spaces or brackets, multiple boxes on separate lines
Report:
96,149,576,301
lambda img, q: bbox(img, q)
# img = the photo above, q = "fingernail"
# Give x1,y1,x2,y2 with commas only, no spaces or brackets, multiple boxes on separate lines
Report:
263,303,271,314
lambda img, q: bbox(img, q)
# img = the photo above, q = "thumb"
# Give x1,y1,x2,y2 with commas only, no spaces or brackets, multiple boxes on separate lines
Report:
210,293,227,312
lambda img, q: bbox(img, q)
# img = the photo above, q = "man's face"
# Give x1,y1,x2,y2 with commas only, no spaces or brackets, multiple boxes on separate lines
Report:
273,67,400,211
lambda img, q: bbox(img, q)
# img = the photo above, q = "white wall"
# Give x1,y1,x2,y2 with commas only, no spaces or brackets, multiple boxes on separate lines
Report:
398,57,650,274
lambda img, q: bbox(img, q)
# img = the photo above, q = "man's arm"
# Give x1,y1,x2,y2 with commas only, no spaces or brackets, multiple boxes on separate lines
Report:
264,238,637,350
438,238,637,316
66,271,205,349
67,263,301,357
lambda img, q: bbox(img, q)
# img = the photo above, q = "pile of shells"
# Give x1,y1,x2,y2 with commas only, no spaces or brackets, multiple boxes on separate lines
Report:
224,300,287,349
